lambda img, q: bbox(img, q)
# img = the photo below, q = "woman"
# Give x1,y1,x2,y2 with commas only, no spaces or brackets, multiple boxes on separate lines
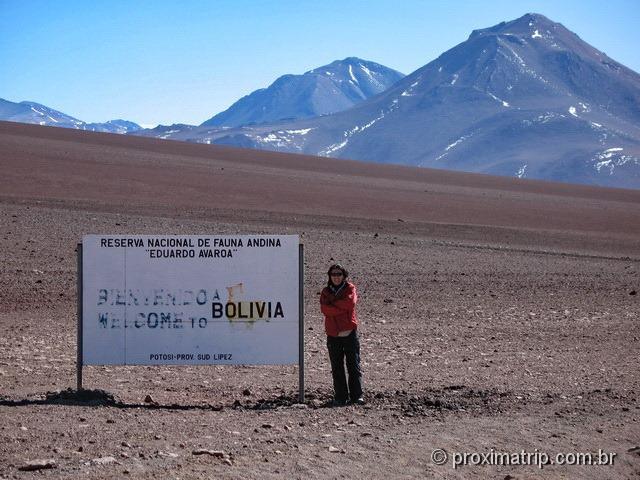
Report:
320,263,364,406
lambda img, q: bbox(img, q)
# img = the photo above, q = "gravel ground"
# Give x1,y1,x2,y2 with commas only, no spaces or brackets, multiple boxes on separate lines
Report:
0,123,639,479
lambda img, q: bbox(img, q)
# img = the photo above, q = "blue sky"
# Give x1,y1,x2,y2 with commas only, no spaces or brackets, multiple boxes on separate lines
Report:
1,0,638,126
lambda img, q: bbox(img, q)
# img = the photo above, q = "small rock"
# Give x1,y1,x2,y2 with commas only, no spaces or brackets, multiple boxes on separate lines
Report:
628,446,640,454
158,451,179,458
328,446,340,453
261,423,274,429
192,449,225,457
630,290,637,296
223,458,233,466
154,434,162,440
121,441,132,448
242,388,251,396
144,394,155,403
106,419,115,424
275,450,283,454
92,456,117,465
19,426,28,431
18,459,56,471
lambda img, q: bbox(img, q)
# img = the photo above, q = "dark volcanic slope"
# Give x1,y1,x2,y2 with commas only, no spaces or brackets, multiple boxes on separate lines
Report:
1,121,640,256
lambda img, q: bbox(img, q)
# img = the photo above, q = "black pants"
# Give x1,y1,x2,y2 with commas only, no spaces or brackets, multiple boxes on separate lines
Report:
327,330,363,402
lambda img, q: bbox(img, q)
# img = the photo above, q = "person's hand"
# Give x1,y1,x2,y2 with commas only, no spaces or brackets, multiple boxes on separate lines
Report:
322,293,336,305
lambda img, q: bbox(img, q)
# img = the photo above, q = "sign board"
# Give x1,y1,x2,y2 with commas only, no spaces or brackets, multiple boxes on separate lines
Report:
81,235,300,365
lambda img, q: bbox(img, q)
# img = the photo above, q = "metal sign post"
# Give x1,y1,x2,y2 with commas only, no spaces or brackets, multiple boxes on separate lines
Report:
298,243,305,403
76,243,83,391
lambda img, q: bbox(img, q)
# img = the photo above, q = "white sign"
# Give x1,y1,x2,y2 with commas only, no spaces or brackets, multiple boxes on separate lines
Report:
82,235,299,365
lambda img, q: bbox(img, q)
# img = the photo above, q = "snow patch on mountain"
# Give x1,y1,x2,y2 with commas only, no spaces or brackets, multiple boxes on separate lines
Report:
349,65,358,83
593,147,640,175
401,80,421,97
359,63,384,88
498,39,549,85
435,134,474,162
516,164,528,178
486,91,510,107
320,101,400,156
254,128,317,151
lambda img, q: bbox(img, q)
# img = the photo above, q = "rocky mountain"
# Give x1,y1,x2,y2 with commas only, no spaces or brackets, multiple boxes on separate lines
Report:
200,57,404,128
149,13,639,189
84,119,142,134
139,123,198,139
0,98,141,134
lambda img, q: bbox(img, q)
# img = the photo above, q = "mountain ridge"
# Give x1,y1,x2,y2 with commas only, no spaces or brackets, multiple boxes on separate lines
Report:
0,98,142,134
3,13,640,188
163,13,639,188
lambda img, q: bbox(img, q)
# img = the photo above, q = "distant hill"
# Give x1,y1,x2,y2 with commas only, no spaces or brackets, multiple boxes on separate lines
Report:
200,57,404,128
0,98,141,134
146,13,640,189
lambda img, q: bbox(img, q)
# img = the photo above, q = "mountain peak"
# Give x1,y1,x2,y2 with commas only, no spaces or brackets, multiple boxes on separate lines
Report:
307,57,396,75
201,58,404,128
469,13,561,40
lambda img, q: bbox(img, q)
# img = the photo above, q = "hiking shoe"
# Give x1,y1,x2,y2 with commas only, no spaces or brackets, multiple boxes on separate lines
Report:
352,397,365,405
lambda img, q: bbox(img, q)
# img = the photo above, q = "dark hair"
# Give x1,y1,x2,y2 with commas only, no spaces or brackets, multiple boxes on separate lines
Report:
327,263,349,287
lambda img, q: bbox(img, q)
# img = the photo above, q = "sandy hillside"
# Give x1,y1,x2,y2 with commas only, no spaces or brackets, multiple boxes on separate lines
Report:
0,121,639,479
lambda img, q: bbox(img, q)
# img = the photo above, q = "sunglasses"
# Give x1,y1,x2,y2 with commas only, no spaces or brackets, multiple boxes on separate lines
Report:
330,272,344,277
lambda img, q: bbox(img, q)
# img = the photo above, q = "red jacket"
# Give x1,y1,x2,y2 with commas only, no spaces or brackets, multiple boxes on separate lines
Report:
320,281,358,337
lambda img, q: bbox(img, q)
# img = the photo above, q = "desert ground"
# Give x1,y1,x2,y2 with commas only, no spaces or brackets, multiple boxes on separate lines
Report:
0,121,639,479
